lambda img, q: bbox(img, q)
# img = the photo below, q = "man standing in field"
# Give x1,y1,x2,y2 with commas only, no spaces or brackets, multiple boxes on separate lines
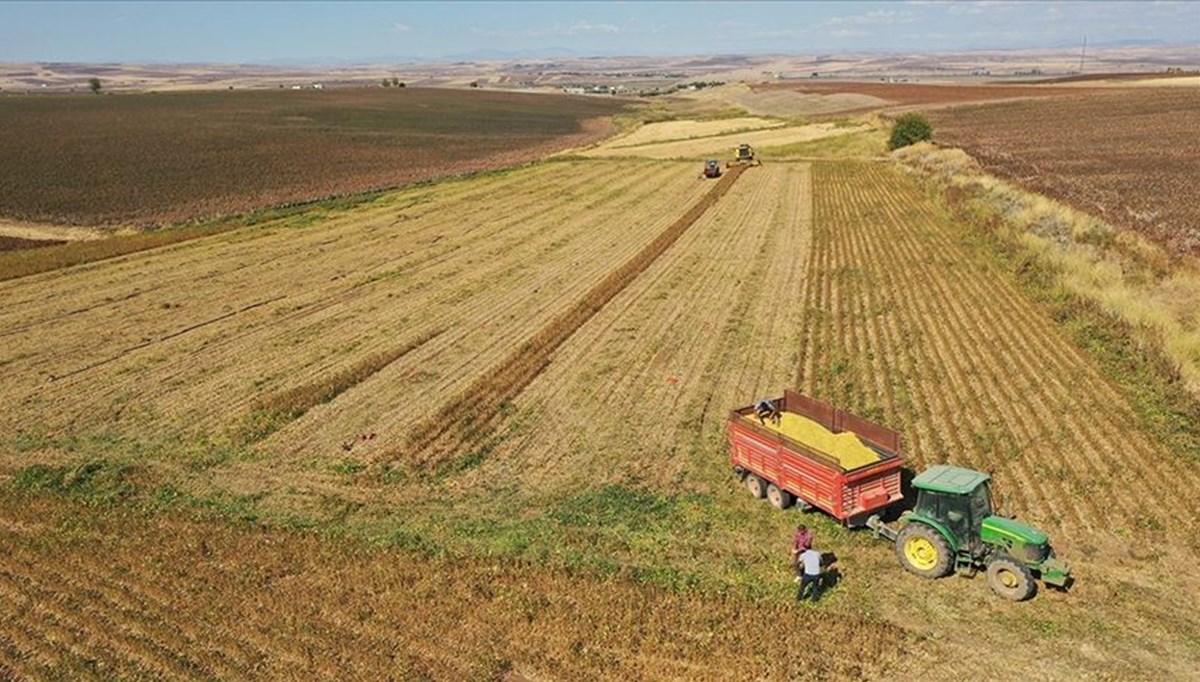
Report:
796,545,824,603
754,398,781,426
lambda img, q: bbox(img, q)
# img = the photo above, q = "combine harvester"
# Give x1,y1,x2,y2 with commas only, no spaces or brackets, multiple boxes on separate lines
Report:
728,390,1071,601
729,143,760,167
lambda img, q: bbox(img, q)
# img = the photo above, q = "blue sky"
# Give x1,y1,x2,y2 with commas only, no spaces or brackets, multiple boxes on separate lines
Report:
1,1,1196,63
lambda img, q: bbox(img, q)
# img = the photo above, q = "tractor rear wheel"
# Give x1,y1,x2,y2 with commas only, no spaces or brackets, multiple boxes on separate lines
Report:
986,556,1037,601
895,523,953,579
745,474,766,499
767,484,794,510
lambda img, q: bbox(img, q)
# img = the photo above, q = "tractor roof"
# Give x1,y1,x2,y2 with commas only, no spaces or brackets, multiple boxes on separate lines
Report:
912,464,989,495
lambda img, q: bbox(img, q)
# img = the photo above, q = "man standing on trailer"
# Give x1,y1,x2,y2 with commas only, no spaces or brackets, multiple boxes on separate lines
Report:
754,398,781,426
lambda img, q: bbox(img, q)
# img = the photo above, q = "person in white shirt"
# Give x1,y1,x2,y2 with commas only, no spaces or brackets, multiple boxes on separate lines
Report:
796,546,823,602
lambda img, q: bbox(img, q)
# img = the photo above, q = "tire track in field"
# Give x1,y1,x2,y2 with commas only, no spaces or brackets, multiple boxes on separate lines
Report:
393,165,750,471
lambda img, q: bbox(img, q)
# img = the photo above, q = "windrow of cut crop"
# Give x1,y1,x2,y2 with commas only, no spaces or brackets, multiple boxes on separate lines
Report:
464,163,807,500
393,164,749,472
236,328,444,444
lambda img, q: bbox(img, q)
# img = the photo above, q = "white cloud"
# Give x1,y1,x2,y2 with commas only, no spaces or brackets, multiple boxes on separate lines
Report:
469,21,621,39
391,23,413,33
826,10,915,27
566,21,620,35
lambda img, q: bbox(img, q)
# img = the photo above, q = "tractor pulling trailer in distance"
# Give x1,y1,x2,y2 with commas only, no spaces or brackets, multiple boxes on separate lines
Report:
728,390,1071,601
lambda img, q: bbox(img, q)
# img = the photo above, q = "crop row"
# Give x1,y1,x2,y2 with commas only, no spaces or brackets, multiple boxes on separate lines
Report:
798,160,1200,539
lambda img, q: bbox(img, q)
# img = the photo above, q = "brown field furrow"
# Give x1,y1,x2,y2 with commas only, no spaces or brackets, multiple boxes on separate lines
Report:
0,494,907,681
39,549,257,677
0,557,182,680
0,89,625,228
0,578,78,674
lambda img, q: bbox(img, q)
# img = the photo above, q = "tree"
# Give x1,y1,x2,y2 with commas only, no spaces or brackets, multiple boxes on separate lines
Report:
381,78,391,88
888,112,932,150
391,77,401,87
88,77,101,95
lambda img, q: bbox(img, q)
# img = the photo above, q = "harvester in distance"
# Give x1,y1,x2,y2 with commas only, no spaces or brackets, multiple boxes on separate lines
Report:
730,143,760,167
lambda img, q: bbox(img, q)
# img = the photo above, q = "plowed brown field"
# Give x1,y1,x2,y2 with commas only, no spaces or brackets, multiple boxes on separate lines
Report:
927,87,1200,255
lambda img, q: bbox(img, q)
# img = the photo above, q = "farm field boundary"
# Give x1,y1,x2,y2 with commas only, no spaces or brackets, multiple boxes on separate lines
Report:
398,164,749,472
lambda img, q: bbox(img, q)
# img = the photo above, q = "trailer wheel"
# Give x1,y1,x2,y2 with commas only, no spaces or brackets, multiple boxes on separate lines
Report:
745,474,766,499
794,499,814,513
986,556,1037,601
767,484,794,510
895,523,953,579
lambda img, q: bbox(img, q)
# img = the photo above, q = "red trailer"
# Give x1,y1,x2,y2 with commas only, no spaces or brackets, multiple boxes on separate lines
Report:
728,390,904,526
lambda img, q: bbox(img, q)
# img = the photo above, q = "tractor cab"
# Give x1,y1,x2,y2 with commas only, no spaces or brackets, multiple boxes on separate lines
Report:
910,465,994,555
889,464,1071,600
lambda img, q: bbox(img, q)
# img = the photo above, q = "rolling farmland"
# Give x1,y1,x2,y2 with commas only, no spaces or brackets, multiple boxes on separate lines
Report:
3,111,1200,679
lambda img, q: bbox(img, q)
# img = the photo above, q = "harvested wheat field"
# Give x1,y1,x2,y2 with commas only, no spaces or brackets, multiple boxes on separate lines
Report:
4,111,1200,680
604,116,784,148
579,121,865,159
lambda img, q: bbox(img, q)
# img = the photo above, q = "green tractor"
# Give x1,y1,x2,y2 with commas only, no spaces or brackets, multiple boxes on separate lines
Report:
867,465,1070,601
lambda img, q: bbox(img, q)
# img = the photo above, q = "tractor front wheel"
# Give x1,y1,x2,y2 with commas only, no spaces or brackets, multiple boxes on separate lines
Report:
767,484,794,510
745,474,767,499
895,523,953,579
986,556,1037,601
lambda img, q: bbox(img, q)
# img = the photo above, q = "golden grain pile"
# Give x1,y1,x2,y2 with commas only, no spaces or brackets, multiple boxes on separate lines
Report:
757,412,880,470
